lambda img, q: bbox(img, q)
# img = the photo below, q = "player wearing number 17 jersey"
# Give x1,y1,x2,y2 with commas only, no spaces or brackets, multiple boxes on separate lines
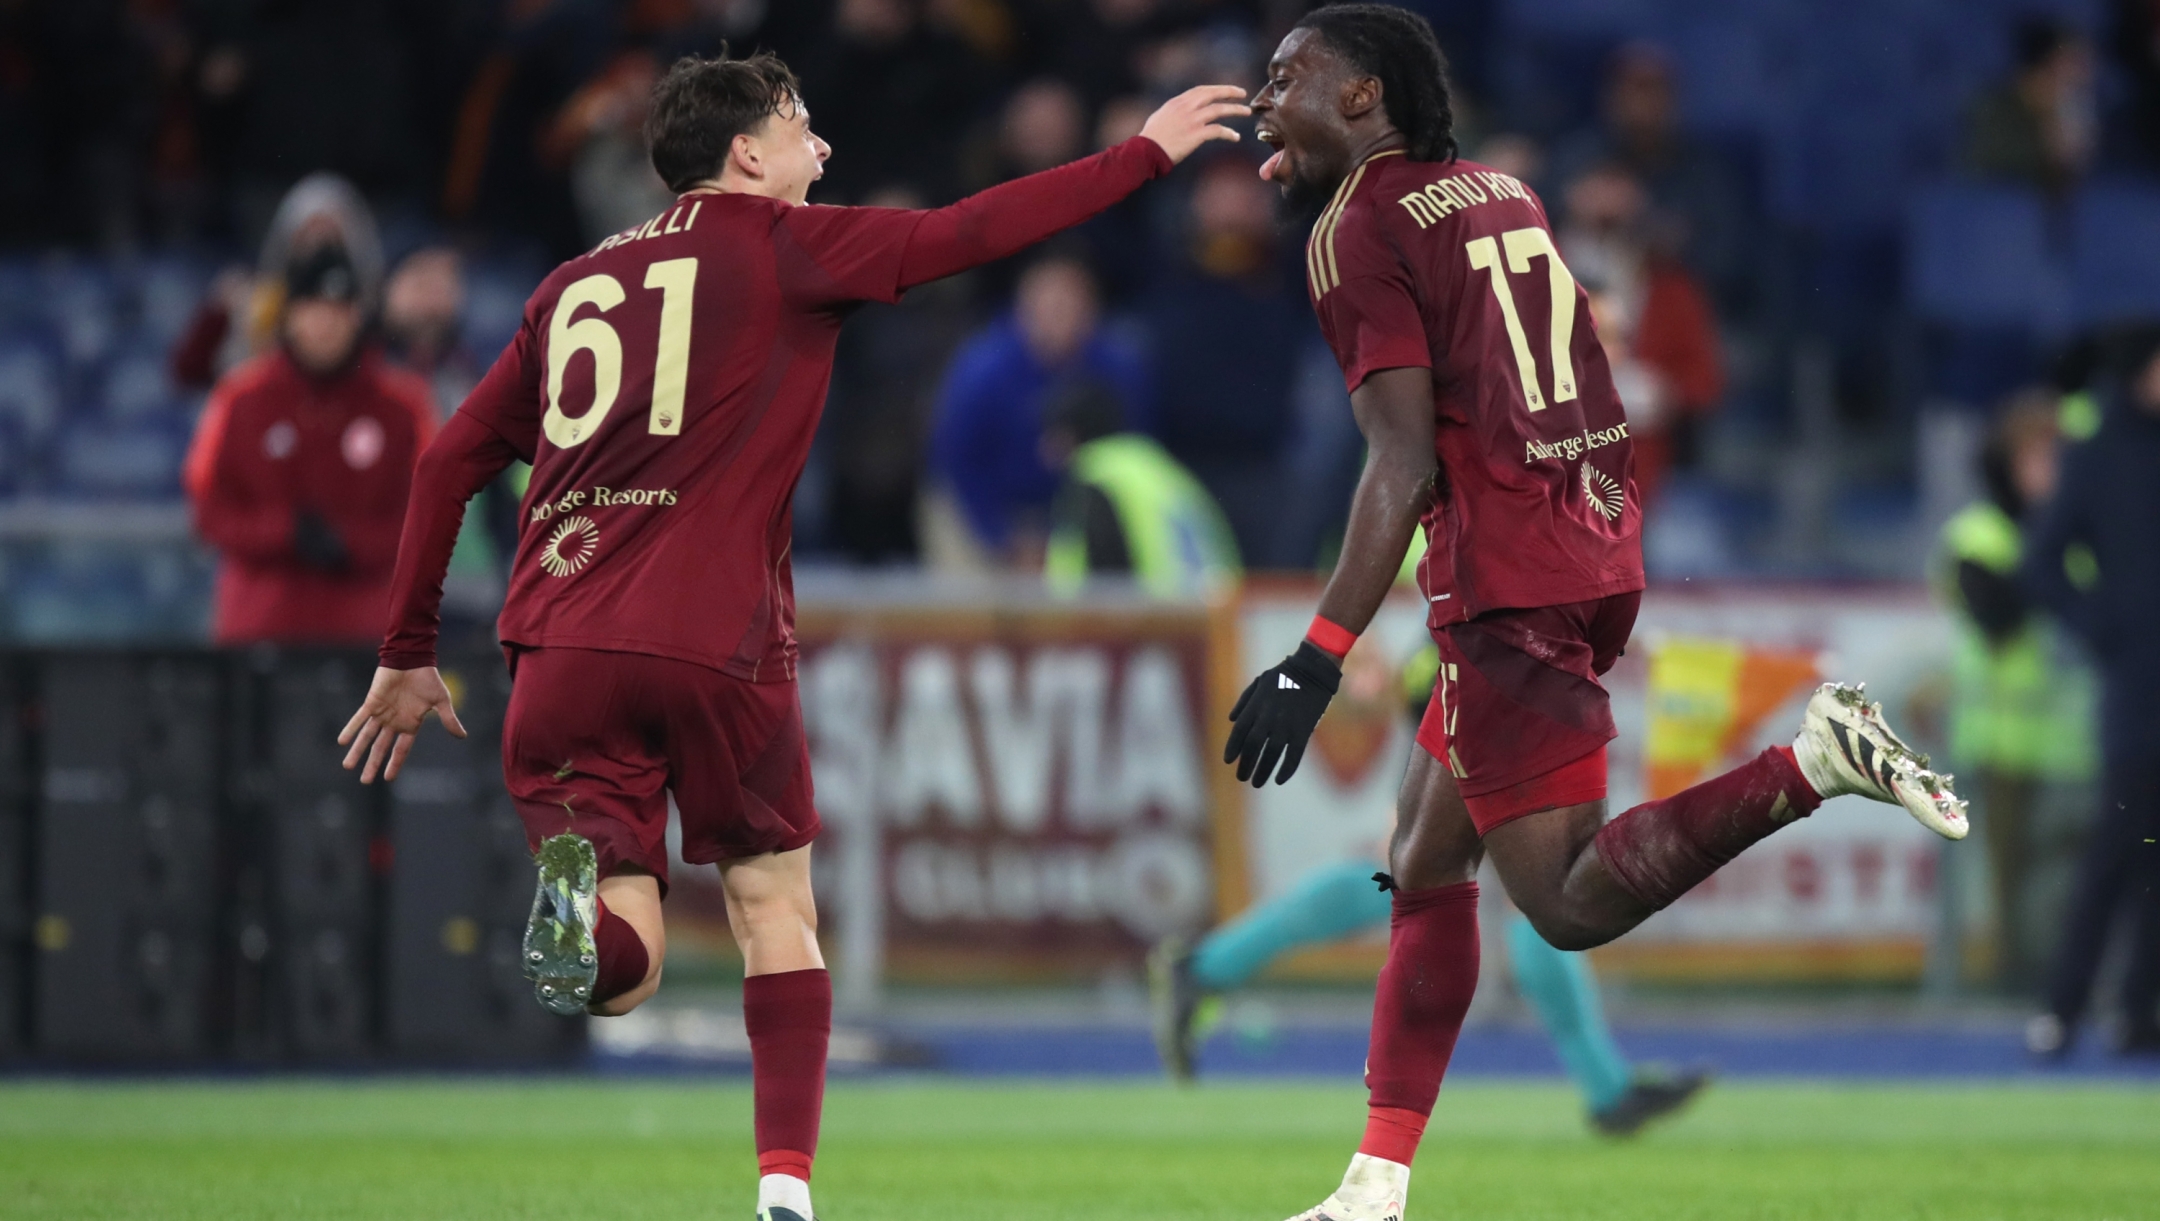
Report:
1224,8,1970,1221
334,50,1250,1221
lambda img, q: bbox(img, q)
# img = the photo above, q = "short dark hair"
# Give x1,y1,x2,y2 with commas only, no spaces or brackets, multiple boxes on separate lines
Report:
1295,3,1459,164
646,49,802,193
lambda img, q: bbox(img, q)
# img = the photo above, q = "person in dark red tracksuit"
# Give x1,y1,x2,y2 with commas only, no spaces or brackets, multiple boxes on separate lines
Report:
184,244,439,644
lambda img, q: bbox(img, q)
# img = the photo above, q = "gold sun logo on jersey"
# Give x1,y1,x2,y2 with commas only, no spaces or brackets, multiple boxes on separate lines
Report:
1581,464,1625,521
540,515,599,577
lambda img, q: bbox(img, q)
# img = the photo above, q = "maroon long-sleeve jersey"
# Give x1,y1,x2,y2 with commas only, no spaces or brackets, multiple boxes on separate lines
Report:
379,136,1174,677
185,348,437,644
1308,152,1644,629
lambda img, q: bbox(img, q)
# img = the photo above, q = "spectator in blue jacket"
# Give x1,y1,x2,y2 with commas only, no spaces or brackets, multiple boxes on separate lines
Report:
930,254,1149,567
2022,332,2160,1058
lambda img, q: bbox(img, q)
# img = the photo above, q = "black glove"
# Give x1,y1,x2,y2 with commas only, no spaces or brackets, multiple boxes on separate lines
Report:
293,509,349,572
1223,641,1342,787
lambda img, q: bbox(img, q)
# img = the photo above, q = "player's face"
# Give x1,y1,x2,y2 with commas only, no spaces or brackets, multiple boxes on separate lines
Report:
1251,28,1357,216
284,298,362,375
757,96,831,205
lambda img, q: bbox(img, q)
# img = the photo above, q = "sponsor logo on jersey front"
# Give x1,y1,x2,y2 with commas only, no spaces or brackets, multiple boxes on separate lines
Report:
530,485,678,524
1581,463,1626,521
1524,421,1630,464
540,515,599,577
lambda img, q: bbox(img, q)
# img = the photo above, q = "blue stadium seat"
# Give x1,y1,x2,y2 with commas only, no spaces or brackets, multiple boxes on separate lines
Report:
1767,109,1919,235
40,260,118,372
1500,0,1669,37
0,261,43,330
1757,0,2029,236
1905,182,2060,331
1765,11,1935,234
55,418,187,500
92,342,187,423
123,257,212,350
10,545,151,642
1660,15,1796,138
2071,183,2160,327
0,327,65,449
0,421,22,498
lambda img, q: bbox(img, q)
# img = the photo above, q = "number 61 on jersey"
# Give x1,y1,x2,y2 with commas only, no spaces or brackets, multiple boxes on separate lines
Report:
542,257,699,448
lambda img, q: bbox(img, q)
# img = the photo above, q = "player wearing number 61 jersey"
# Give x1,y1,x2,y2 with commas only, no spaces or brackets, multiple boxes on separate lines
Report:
335,48,1251,1221
389,88,1239,685
1226,9,1968,1221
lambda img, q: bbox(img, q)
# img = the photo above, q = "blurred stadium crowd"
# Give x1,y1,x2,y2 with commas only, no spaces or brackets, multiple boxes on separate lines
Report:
0,0,2158,638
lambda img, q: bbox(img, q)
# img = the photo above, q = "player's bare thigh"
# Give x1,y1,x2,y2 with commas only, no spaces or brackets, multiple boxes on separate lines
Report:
591,865,666,1016
1481,799,1651,952
719,843,825,977
1388,745,1485,890
1393,753,1649,950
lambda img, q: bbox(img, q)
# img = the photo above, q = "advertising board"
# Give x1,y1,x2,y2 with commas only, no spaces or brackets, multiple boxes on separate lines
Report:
658,579,1965,996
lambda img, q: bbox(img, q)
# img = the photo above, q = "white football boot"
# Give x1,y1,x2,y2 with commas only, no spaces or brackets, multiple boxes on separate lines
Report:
757,1173,815,1221
1792,682,1968,839
1284,1154,1408,1221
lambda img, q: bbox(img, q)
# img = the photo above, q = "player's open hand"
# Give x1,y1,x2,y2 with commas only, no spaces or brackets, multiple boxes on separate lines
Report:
1223,642,1342,787
1139,85,1251,165
338,665,468,785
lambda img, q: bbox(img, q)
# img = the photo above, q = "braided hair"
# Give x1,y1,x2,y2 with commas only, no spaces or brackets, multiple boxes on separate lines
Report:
1294,3,1459,163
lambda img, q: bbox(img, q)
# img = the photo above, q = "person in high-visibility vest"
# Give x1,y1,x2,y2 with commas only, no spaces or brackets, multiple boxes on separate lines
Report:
1935,388,2097,987
1043,381,1241,598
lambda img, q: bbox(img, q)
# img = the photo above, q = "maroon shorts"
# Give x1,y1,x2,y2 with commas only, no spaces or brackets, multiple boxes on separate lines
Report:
1415,592,1640,835
501,646,819,894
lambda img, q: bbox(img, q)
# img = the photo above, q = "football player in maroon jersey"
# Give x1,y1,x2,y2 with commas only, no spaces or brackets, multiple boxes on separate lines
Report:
336,50,1248,1221
1222,8,1969,1219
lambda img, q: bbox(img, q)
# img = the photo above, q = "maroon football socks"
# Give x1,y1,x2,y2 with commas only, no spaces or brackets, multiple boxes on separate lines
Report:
745,967,833,1184
589,899,652,1005
1359,880,1481,1166
1593,746,1823,910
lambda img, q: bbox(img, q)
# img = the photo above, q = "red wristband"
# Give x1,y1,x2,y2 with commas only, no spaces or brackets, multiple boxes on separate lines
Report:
1305,615,1357,661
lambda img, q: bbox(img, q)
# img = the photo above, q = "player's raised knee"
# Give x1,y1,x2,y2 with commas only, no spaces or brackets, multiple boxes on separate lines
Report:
588,951,664,1016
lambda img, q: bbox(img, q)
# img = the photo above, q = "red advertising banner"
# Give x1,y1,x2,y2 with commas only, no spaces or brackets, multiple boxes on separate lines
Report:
660,591,1245,992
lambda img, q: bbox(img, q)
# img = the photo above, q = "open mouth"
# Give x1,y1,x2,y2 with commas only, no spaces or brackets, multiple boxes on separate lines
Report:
1256,125,1287,182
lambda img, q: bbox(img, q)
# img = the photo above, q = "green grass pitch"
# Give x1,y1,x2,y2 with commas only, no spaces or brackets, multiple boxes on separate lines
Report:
0,1078,2154,1220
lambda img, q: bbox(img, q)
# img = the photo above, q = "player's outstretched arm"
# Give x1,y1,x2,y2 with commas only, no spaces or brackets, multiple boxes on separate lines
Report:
893,85,1249,290
343,404,523,783
339,664,468,784
1224,367,1435,787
